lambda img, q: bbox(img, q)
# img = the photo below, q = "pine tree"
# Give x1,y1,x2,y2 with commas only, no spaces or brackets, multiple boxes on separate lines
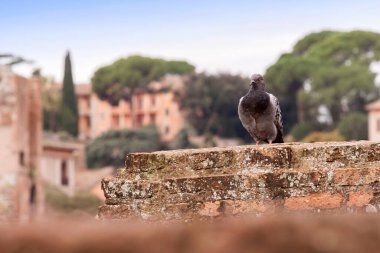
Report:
58,51,78,136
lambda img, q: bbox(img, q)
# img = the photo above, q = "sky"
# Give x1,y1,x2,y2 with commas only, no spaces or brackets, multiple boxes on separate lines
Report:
2,0,380,83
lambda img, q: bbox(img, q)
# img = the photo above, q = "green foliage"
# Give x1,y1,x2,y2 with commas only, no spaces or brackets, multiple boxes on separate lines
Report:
42,82,61,132
166,60,195,75
337,112,368,140
265,30,380,134
45,183,101,214
86,125,161,168
204,133,217,147
58,106,77,136
170,127,198,149
57,51,79,136
290,122,314,141
92,55,195,104
302,130,345,143
181,73,251,141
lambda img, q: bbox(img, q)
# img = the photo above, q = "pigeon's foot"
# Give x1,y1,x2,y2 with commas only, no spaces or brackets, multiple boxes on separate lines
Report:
256,141,260,145
269,140,273,144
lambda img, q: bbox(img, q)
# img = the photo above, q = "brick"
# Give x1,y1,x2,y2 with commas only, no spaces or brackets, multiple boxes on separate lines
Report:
198,200,268,217
333,168,380,186
284,193,343,210
333,169,362,186
229,200,268,214
97,205,133,220
347,192,373,208
198,202,221,217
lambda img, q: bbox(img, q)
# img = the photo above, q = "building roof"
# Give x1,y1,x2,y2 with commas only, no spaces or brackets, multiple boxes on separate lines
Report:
366,99,380,111
75,84,91,96
43,134,85,153
54,75,184,97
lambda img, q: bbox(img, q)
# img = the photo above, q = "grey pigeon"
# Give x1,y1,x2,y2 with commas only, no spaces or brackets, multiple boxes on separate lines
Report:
238,74,283,144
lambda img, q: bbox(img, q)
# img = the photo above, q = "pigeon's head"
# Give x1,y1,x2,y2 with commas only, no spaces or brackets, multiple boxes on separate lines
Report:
250,74,265,89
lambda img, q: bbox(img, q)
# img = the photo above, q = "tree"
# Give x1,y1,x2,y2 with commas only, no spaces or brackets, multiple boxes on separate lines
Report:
86,125,161,169
0,53,34,67
92,55,195,127
42,79,61,132
166,60,195,75
57,51,78,136
181,73,251,141
265,30,380,134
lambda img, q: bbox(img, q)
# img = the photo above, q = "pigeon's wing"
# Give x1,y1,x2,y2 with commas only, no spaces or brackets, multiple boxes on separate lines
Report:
269,93,284,143
238,97,258,141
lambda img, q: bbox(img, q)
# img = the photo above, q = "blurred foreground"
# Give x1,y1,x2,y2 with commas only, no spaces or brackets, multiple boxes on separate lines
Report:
1,215,379,253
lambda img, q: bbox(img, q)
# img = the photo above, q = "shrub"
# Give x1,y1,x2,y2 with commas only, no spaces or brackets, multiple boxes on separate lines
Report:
338,112,368,140
45,183,101,214
170,127,198,149
290,122,314,141
302,131,345,143
86,125,161,168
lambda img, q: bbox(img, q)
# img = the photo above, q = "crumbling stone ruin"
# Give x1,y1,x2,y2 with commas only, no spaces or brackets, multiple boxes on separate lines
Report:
99,141,380,221
0,66,44,221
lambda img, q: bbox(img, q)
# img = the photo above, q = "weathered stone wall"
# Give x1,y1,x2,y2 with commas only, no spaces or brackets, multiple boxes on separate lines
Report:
99,141,380,221
0,66,44,221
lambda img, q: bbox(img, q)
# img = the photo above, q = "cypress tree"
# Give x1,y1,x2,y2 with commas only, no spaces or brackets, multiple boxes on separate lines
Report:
58,51,78,136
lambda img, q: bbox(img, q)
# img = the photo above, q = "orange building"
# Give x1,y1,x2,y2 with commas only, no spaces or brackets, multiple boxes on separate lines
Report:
76,75,186,142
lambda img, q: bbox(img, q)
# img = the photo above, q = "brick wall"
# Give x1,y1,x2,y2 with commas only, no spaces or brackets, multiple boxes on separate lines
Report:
98,141,380,221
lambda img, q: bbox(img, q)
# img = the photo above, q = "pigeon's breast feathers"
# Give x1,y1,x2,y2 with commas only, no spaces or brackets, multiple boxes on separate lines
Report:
241,91,270,115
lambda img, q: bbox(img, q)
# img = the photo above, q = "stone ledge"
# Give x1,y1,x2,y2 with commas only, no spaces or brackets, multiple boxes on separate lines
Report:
99,141,380,220
119,141,380,181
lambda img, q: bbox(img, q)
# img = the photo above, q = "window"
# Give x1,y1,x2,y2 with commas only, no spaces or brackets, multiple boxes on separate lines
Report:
151,95,156,106
86,116,91,128
61,160,69,186
165,109,170,116
29,183,36,205
112,115,119,128
149,113,156,124
19,152,24,166
137,97,143,110
377,119,380,132
82,116,90,131
136,115,144,127
165,126,170,135
87,96,91,109
124,115,130,127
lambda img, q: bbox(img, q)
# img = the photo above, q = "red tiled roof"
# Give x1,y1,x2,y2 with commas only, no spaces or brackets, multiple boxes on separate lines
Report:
75,84,91,95
366,99,380,111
